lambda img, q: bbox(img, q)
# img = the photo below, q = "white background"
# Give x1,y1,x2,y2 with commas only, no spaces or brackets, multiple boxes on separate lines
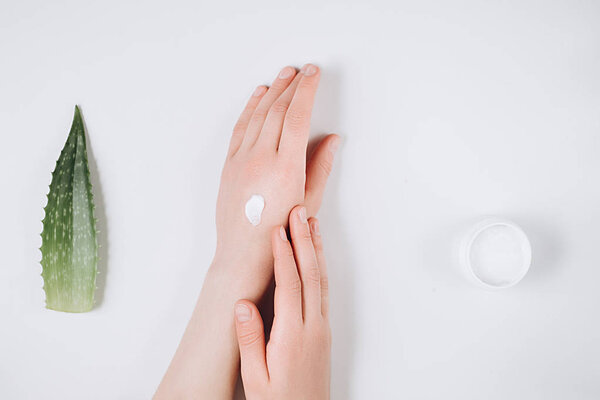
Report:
1,0,599,398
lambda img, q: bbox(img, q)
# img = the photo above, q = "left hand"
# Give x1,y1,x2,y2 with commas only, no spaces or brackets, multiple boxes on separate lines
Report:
213,64,339,299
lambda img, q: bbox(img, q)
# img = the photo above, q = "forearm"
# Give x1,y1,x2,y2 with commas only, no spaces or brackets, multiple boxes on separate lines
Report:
154,262,266,399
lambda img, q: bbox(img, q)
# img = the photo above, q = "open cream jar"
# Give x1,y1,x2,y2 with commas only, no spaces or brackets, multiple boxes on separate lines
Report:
460,217,532,289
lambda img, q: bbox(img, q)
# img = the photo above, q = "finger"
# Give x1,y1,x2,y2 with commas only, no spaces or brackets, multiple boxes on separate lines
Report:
278,63,321,160
228,85,267,157
234,300,269,385
240,66,297,150
305,134,340,217
272,225,303,324
289,205,321,320
308,218,329,317
255,72,302,150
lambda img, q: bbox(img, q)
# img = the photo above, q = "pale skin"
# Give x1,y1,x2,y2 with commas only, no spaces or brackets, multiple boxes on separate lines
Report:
154,63,338,399
235,207,331,400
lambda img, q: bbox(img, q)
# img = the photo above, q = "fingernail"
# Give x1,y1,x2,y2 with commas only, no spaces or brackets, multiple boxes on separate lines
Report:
298,207,307,223
301,64,318,77
329,137,340,156
310,220,320,236
279,226,287,241
235,304,252,322
252,86,266,97
278,66,294,79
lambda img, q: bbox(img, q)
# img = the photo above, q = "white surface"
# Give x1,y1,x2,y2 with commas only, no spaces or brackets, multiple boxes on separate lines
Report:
1,0,600,399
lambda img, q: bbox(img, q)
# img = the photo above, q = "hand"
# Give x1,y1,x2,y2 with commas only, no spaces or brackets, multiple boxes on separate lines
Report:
155,65,337,399
214,64,339,298
234,205,331,400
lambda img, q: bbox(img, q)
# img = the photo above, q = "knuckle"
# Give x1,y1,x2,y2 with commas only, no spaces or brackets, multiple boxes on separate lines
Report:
301,229,313,241
320,275,329,293
270,101,289,114
298,78,316,91
238,329,262,347
304,265,321,286
233,118,249,135
250,108,268,123
285,109,309,128
312,236,323,251
232,122,246,136
282,277,302,294
317,157,333,175
271,79,289,90
275,247,295,262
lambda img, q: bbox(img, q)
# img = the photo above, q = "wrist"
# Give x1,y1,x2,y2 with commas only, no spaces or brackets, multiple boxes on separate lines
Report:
206,254,273,303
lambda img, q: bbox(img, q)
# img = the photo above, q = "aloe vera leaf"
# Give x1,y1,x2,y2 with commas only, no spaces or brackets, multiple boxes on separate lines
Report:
41,106,98,312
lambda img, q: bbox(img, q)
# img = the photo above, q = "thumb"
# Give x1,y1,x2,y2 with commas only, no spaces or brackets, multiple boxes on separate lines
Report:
305,134,340,217
234,300,269,385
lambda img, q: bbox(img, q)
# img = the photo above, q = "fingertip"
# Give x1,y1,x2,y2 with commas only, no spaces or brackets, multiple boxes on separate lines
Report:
271,225,289,257
272,225,288,242
234,299,269,383
277,65,296,80
300,63,320,77
289,204,303,218
252,85,268,98
308,218,324,255
271,225,280,242
289,205,308,226
308,217,320,237
234,300,253,323
279,225,288,241
327,134,341,155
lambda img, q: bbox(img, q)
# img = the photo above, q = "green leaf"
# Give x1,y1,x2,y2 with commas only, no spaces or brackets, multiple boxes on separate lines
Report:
41,106,98,312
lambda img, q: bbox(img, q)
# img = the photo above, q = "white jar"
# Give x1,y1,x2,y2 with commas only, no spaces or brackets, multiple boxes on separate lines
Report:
460,217,532,289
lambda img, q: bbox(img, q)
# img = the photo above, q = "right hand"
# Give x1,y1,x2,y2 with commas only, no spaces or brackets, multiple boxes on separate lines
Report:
234,205,331,399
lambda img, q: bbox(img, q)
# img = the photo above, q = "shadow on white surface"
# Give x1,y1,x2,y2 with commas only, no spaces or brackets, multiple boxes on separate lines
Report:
314,66,358,398
512,216,564,285
325,164,357,399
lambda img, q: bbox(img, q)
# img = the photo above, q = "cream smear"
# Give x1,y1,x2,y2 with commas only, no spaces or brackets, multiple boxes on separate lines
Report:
245,195,265,226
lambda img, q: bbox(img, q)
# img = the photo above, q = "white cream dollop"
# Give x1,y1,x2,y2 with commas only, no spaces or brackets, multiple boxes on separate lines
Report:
244,195,265,226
